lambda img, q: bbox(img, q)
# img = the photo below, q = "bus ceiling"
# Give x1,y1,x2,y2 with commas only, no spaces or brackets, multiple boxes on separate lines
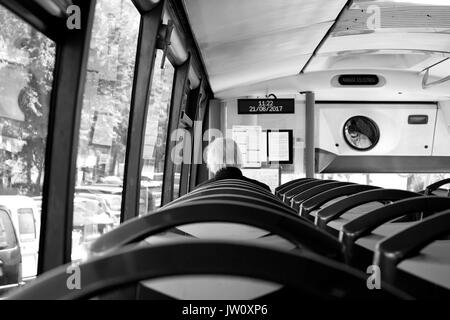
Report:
181,0,450,100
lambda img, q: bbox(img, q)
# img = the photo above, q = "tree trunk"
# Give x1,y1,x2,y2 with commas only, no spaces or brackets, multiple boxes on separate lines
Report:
35,164,42,195
26,151,32,192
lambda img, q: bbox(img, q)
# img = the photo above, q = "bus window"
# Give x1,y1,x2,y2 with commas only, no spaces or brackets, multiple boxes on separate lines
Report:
139,51,175,215
72,0,140,261
0,5,55,290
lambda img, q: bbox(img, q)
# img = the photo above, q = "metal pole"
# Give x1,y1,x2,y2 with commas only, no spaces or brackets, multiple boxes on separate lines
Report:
303,91,315,178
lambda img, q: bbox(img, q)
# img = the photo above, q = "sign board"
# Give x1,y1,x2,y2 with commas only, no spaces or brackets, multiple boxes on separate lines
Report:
267,130,293,164
237,99,295,114
232,126,266,168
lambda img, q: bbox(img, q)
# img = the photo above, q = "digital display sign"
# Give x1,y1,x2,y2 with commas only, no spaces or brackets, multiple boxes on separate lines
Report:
237,99,295,114
338,74,379,86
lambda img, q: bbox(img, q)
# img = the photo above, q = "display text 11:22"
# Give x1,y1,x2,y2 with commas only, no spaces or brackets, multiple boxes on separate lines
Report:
237,98,295,114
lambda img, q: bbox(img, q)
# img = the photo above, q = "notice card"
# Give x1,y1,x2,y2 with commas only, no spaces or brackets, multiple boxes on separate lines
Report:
268,131,290,162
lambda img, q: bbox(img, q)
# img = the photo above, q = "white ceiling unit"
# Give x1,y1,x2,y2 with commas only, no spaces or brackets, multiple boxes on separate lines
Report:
306,0,450,74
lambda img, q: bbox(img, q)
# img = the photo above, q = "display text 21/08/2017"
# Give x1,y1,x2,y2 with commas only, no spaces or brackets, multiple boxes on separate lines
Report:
237,99,295,114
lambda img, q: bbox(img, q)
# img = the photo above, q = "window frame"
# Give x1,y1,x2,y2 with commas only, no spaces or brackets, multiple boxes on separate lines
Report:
37,0,98,273
120,1,167,222
0,0,67,41
181,81,208,194
160,0,214,203
0,0,97,273
161,57,191,205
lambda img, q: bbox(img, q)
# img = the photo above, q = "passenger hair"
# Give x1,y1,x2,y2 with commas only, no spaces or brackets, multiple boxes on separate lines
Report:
205,137,242,174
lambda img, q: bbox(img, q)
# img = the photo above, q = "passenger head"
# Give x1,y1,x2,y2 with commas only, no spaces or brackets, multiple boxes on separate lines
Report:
205,137,242,174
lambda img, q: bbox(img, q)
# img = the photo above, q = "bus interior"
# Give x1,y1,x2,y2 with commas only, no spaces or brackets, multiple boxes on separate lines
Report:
0,0,449,300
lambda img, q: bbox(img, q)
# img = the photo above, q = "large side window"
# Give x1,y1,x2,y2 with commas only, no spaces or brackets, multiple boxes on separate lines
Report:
72,0,140,261
0,5,55,287
139,50,175,215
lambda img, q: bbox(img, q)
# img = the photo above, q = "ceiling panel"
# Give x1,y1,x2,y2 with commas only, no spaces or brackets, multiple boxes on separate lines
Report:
183,0,347,92
318,33,450,55
203,22,333,92
305,0,450,73
335,2,450,35
306,51,449,72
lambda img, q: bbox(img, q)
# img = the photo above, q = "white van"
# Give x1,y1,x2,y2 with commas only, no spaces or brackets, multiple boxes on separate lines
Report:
0,196,40,280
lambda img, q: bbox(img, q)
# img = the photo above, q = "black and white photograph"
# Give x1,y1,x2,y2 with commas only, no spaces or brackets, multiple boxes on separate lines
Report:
0,0,449,308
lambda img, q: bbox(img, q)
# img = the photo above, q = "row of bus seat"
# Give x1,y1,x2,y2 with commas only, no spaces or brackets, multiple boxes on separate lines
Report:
275,177,450,298
9,177,449,299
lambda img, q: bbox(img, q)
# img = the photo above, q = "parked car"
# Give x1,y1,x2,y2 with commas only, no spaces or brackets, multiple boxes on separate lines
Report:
0,206,22,293
76,183,157,215
99,194,122,219
31,196,42,216
100,176,123,185
140,179,161,211
0,196,40,280
75,193,120,225
71,195,116,263
75,184,123,195
73,196,115,239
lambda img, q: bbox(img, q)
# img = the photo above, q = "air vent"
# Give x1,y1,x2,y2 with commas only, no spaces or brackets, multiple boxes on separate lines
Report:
338,74,380,86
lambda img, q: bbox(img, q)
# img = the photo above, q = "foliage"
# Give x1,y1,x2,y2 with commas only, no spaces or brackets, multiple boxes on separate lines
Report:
77,0,140,180
0,0,174,195
0,7,55,195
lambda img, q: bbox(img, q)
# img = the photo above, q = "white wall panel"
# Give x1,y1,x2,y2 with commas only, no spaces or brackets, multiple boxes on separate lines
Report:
432,102,450,156
317,103,437,156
